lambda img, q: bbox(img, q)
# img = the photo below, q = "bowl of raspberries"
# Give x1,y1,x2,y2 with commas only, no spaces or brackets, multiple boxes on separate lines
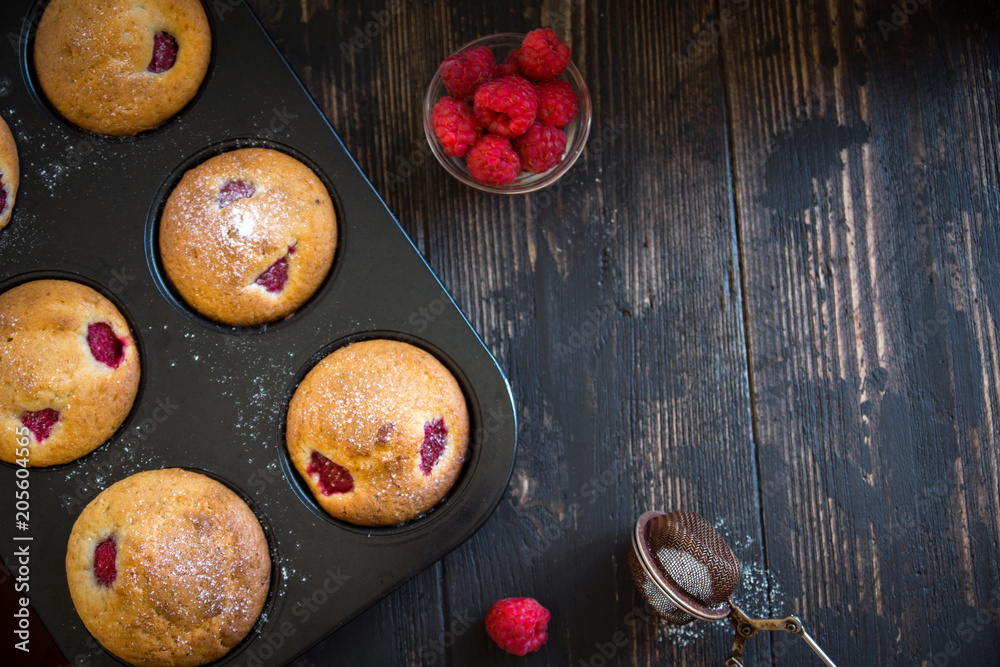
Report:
424,29,591,194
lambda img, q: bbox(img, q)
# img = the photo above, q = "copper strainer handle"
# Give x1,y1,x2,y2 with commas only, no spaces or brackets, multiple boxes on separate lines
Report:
724,602,838,667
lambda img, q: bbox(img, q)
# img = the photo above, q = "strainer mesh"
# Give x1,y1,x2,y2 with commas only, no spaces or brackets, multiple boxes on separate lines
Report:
630,510,742,624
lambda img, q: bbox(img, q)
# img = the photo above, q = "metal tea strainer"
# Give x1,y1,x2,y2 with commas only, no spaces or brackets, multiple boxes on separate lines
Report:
628,510,838,667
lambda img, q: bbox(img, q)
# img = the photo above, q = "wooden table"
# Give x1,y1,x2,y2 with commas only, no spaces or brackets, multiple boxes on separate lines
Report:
7,1,991,666
244,1,1000,665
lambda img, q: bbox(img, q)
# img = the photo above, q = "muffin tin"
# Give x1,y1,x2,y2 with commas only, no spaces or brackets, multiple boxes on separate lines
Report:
0,1,517,665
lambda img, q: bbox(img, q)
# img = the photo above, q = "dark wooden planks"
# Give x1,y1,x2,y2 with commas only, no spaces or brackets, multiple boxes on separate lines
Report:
722,1,1000,664
248,0,764,665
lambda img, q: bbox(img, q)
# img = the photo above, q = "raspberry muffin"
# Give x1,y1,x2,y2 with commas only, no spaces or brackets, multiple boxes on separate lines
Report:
0,115,18,231
0,280,141,467
66,469,271,667
159,148,337,326
286,339,469,527
33,0,211,136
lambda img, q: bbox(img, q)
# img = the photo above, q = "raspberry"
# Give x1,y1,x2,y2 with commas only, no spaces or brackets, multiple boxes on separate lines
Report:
148,32,177,73
485,597,550,656
535,80,578,127
0,175,7,215
440,46,496,99
473,75,538,138
93,537,117,587
21,409,59,442
431,97,481,158
255,245,296,293
519,29,572,81
497,49,522,77
219,181,255,208
420,418,447,475
466,135,521,186
513,123,567,173
87,322,125,368
307,450,354,495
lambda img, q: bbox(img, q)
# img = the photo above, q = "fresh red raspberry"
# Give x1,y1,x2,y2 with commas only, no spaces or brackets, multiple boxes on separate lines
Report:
497,48,522,77
21,409,59,442
219,180,255,208
518,29,571,81
307,451,354,495
93,537,117,587
513,123,567,173
466,135,521,186
473,76,538,138
87,322,125,368
535,80,578,127
485,597,550,656
148,32,177,73
432,97,481,158
420,418,447,475
440,46,496,99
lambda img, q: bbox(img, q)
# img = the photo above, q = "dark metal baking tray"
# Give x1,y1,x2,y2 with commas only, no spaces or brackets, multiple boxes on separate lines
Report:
0,1,517,664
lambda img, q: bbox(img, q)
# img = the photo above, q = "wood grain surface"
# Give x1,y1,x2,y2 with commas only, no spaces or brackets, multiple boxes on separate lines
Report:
247,1,999,665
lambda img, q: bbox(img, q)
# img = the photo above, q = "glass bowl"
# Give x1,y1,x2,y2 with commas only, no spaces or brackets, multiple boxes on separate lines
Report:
423,32,592,195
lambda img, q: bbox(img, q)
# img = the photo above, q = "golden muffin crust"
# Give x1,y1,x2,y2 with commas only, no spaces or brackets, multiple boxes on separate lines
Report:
0,280,141,467
66,469,271,667
286,339,470,527
159,148,337,326
34,0,211,136
0,115,18,231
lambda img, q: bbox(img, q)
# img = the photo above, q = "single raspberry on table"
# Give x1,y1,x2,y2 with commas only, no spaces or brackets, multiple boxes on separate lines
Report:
431,97,481,158
440,45,497,99
466,135,521,186
513,123,567,173
497,48,523,77
485,597,550,656
518,28,572,81
535,79,579,127
473,75,538,138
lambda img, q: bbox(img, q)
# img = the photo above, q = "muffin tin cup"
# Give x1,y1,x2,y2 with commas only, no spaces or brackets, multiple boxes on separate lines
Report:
0,1,517,665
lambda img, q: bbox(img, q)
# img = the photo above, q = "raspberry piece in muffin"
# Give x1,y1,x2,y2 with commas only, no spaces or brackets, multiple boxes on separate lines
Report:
93,537,117,587
219,180,255,208
147,32,177,73
21,409,60,442
420,418,448,475
307,451,354,495
254,245,296,294
87,322,125,368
